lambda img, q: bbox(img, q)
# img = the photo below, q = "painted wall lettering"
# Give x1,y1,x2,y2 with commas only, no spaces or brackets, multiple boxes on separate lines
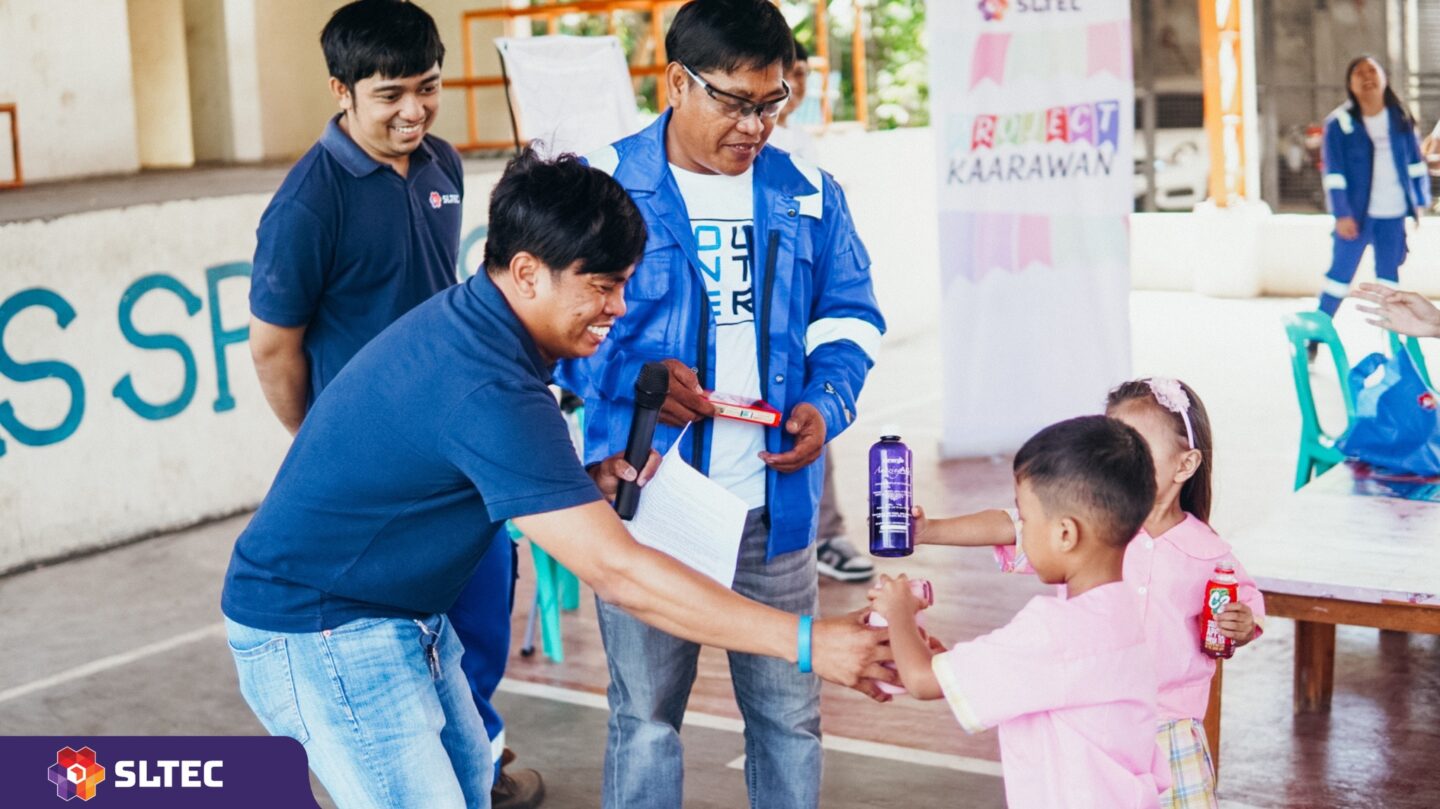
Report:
206,263,251,413
0,288,86,456
113,274,203,421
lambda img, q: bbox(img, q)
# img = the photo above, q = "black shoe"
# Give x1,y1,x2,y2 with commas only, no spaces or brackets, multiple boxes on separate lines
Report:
492,749,546,809
816,537,876,583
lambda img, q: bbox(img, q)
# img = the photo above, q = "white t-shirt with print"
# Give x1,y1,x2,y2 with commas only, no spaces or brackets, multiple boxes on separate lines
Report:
670,163,767,508
1364,112,1409,218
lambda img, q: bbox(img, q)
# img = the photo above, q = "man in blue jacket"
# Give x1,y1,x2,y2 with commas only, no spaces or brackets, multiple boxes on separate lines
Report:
557,2,885,806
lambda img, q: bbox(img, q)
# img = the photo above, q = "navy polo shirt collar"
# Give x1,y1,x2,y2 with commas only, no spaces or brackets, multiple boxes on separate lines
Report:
466,272,554,382
319,114,437,178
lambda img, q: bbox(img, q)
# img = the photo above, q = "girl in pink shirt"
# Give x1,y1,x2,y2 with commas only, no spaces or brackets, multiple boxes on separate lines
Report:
910,378,1264,809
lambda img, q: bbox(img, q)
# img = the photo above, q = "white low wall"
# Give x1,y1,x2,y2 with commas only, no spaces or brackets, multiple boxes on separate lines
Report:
0,168,500,573
1132,211,1440,298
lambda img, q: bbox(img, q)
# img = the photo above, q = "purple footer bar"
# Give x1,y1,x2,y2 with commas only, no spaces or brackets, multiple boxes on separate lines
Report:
0,736,318,808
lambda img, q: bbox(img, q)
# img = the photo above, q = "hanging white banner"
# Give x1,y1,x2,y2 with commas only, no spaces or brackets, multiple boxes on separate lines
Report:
930,0,1134,457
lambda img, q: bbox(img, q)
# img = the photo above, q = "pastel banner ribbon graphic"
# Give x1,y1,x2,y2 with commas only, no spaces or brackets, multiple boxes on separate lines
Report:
941,213,1126,284
970,32,1011,89
975,212,1018,276
1087,20,1131,79
1016,215,1053,270
1004,29,1049,84
939,211,980,287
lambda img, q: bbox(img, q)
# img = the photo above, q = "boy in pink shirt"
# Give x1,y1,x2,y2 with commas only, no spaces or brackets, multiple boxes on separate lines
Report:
871,416,1170,809
916,378,1262,807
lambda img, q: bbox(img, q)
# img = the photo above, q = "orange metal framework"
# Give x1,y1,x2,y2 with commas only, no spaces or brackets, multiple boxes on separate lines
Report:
1198,0,1248,205
0,103,21,190
447,0,867,152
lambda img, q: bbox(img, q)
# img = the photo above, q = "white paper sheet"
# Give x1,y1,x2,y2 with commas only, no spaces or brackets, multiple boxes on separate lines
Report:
623,427,748,588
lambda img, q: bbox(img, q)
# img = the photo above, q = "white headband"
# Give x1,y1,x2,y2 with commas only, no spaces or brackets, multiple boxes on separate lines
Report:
1146,377,1195,449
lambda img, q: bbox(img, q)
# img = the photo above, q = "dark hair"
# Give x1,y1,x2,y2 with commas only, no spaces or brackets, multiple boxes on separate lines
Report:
1105,378,1213,523
321,0,445,90
1014,416,1156,549
1344,55,1414,127
793,40,810,65
483,148,647,278
666,0,795,75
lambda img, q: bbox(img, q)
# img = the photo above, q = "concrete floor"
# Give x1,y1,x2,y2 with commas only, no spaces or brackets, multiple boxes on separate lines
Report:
3,292,1438,808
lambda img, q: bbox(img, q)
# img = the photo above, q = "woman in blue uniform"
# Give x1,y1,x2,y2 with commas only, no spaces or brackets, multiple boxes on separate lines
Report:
1315,56,1429,325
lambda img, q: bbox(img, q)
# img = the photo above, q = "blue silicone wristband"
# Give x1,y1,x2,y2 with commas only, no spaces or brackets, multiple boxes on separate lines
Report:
797,614,813,674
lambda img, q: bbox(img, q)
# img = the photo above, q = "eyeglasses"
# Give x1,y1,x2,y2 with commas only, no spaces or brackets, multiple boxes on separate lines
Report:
680,64,791,122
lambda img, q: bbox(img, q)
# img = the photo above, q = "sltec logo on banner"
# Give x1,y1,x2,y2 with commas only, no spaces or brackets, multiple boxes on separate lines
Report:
44,744,224,802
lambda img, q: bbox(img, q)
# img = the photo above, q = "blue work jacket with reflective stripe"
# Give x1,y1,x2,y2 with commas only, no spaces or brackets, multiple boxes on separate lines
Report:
1321,102,1430,223
556,111,886,559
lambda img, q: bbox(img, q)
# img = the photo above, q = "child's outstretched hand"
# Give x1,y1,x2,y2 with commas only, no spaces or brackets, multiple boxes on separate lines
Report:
869,573,926,625
910,505,930,544
1218,602,1258,645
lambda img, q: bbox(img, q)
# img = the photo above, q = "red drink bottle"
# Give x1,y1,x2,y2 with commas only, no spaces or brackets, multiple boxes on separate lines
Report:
1200,562,1238,659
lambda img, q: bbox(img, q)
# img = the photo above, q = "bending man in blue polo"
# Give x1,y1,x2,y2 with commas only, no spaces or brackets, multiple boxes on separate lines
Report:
244,3,531,801
557,2,886,806
221,149,893,809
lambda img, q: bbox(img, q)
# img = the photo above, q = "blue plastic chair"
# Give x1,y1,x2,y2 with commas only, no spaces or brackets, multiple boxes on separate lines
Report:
1283,312,1357,489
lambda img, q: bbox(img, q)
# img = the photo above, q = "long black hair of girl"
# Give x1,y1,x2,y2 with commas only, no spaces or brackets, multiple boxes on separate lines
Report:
1344,55,1415,128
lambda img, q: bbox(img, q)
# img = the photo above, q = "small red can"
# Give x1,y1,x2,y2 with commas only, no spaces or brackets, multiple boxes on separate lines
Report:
1200,562,1239,659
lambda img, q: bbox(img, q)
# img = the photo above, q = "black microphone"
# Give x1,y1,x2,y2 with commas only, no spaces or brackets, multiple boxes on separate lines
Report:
615,362,671,520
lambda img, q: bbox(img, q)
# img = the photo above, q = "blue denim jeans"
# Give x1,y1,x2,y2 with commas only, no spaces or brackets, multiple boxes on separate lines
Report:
226,614,493,809
595,508,821,809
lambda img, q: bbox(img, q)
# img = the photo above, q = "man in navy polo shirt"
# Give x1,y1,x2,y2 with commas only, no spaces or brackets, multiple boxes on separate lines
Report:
222,150,891,809
249,0,462,430
243,2,533,805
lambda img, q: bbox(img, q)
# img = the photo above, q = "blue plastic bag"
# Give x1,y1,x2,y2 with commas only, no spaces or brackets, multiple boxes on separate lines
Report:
1336,349,1440,476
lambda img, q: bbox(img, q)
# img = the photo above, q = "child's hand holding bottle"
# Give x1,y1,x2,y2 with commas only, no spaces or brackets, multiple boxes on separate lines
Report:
1217,601,1258,646
866,574,941,697
870,573,929,624
909,505,931,545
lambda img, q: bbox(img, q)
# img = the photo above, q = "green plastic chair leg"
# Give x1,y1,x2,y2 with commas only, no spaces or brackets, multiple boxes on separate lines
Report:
1284,312,1357,490
506,525,582,661
559,567,580,611
1293,456,1311,492
527,540,565,663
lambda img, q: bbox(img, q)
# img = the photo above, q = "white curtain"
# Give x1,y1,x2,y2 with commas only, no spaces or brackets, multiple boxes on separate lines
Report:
495,35,642,159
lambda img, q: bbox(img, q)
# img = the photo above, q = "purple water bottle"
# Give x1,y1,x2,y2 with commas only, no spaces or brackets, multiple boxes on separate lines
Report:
869,433,914,557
